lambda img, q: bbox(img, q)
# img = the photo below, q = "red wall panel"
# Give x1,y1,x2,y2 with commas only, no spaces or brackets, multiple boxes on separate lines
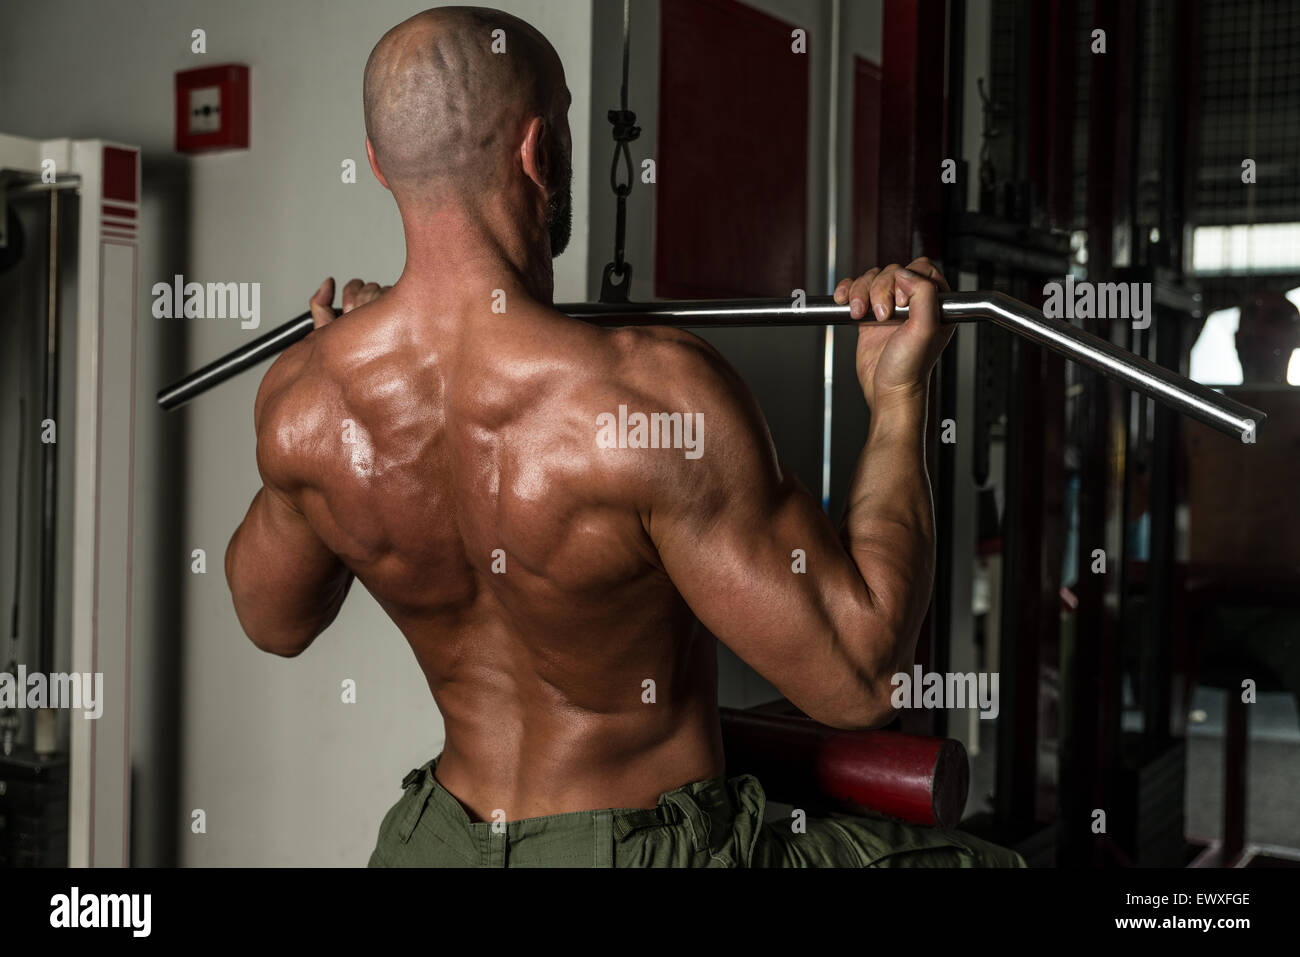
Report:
656,0,809,299
852,56,882,270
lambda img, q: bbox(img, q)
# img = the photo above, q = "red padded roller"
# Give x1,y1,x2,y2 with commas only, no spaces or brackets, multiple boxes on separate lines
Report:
719,707,970,829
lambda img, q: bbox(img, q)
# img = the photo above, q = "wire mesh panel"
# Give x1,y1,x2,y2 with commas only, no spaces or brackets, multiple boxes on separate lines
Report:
1198,0,1300,227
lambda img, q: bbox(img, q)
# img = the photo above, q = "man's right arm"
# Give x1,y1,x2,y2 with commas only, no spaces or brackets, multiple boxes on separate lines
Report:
646,262,950,730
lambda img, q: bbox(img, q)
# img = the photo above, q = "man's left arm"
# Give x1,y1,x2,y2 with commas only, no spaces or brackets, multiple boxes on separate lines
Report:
225,277,382,655
226,481,353,657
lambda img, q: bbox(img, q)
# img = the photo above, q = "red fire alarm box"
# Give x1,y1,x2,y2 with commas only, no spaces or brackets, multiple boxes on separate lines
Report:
175,64,249,153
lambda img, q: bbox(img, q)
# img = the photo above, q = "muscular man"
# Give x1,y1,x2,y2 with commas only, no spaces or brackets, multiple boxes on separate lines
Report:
225,6,1021,867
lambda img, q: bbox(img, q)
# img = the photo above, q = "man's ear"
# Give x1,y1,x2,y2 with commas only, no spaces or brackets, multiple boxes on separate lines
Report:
520,116,548,190
365,137,391,190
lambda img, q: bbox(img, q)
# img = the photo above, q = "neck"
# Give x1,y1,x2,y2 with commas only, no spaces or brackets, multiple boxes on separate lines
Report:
393,191,555,308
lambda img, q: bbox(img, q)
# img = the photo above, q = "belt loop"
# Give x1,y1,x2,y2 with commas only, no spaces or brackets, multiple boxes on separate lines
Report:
612,805,675,841
662,789,713,854
593,810,614,868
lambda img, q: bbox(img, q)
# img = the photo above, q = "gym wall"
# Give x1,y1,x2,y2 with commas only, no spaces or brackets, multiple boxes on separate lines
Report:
0,0,595,867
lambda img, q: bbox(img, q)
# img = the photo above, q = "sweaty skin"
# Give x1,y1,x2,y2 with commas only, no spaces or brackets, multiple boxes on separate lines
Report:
225,7,955,823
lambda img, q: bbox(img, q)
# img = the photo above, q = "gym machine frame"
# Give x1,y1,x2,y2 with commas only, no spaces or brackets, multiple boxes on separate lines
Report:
0,133,141,867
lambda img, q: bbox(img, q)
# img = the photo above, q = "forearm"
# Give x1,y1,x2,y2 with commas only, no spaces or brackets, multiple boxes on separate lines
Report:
838,389,935,678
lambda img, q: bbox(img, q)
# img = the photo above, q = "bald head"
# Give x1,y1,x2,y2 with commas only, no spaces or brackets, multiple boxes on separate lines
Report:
363,7,569,203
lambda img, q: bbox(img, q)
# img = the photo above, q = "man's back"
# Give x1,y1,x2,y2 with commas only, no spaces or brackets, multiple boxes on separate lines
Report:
253,292,726,820
223,6,1024,868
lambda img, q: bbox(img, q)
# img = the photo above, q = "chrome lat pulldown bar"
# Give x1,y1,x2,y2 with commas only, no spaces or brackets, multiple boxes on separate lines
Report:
156,291,1265,440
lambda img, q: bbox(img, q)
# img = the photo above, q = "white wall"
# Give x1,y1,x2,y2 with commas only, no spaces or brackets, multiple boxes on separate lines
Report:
1,0,593,866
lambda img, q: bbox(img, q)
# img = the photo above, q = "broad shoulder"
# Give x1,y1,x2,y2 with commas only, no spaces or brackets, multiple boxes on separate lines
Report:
605,325,774,446
586,324,782,508
252,333,340,496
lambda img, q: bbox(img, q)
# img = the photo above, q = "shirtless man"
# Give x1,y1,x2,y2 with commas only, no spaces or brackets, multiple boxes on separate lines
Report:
225,6,1021,868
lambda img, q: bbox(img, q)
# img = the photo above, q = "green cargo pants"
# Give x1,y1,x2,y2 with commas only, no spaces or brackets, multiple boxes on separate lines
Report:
368,756,1025,868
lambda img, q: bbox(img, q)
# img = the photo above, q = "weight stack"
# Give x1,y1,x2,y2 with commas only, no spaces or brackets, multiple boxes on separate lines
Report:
0,750,69,867
1116,737,1187,866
